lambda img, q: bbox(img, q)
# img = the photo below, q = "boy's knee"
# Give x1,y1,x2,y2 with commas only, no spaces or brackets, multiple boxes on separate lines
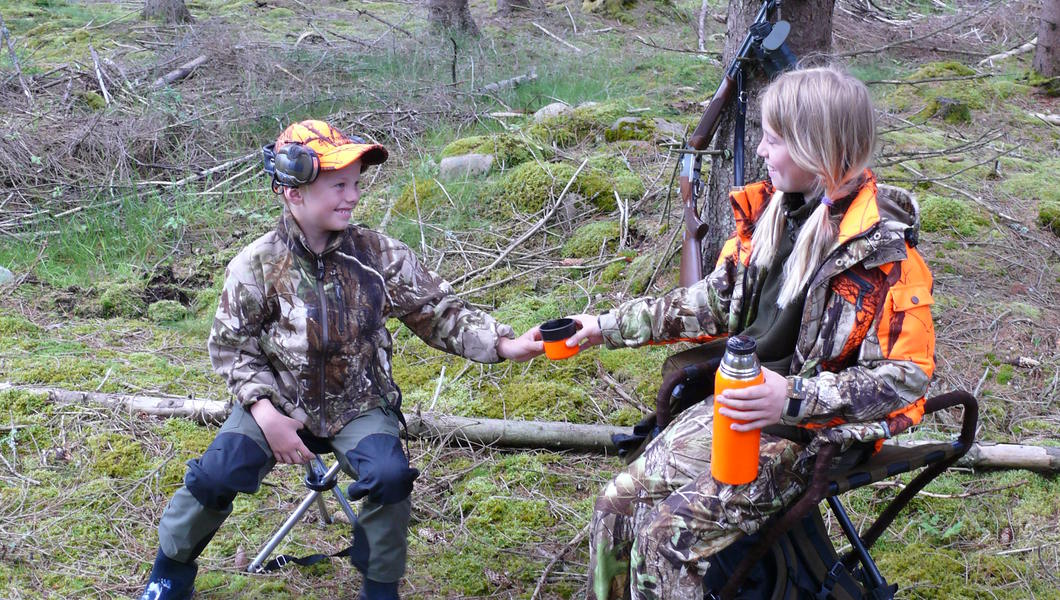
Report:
345,434,419,505
185,432,269,510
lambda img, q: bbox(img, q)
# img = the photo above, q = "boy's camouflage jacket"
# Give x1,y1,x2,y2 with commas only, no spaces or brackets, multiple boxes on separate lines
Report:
599,172,936,449
208,210,514,437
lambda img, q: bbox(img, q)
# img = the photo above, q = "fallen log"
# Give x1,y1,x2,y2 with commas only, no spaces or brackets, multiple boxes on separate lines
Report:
152,54,208,89
4,383,1058,470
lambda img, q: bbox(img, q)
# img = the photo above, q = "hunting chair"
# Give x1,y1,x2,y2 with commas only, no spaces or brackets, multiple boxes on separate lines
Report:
624,359,978,600
247,444,359,574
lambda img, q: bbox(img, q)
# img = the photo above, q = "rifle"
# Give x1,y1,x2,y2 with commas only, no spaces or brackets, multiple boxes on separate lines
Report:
678,0,797,287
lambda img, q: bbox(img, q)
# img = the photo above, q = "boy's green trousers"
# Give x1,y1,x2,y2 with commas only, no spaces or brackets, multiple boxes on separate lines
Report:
156,404,414,583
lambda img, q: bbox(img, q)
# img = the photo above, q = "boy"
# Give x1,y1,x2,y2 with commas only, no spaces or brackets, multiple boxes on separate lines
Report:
138,120,541,600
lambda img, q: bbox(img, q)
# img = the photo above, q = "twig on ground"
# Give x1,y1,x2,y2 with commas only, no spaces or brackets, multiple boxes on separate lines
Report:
530,523,590,600
0,13,33,104
597,361,649,413
88,45,112,105
477,68,537,94
151,54,208,88
138,151,258,187
532,22,582,53
978,37,1036,67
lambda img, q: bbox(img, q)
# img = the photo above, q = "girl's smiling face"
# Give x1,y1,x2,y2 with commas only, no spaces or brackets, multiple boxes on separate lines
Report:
756,120,817,194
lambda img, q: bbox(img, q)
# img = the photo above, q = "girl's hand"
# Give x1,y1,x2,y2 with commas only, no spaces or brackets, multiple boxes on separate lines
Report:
715,366,788,431
497,327,545,362
250,400,313,464
564,314,604,349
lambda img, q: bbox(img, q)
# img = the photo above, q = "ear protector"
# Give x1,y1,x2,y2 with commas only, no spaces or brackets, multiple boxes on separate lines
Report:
263,142,320,193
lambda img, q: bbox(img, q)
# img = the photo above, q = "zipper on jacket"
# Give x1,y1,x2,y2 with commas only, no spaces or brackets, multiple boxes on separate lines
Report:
315,254,329,435
845,271,873,312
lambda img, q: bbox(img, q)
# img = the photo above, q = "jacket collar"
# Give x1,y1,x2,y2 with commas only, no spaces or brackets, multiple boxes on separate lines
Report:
278,208,346,258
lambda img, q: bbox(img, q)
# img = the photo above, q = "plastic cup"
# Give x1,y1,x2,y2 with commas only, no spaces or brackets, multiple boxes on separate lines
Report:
539,318,579,360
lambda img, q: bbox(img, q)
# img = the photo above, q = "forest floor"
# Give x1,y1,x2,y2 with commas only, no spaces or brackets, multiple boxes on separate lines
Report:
0,0,1058,598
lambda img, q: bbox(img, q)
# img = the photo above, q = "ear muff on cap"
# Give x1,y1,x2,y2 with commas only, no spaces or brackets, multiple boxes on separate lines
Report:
273,143,320,188
263,142,321,193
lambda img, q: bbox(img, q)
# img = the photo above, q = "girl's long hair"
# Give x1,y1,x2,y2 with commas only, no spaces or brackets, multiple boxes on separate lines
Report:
750,67,877,308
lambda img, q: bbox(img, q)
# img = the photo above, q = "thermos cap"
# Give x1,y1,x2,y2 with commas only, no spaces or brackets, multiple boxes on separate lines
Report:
540,318,577,342
726,335,757,356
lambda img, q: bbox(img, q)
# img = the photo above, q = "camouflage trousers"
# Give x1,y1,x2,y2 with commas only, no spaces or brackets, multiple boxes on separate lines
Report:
587,398,814,600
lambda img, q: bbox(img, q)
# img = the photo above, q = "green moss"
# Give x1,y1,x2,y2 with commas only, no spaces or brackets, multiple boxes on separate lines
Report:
496,160,632,214
625,254,656,294
75,90,106,111
588,154,645,201
525,102,628,148
472,379,591,421
604,117,657,142
394,176,447,216
268,7,294,18
0,313,41,336
910,61,976,79
919,194,987,236
1039,200,1060,236
440,133,551,170
87,432,150,478
563,220,620,258
917,96,972,124
147,299,188,322
99,282,146,318
1000,158,1060,205
995,363,1014,385
0,389,50,419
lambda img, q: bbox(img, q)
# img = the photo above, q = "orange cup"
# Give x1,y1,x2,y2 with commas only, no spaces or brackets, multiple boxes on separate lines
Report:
711,368,765,485
540,318,579,360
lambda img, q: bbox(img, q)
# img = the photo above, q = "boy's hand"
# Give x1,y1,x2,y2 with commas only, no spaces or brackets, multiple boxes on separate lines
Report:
564,314,604,349
496,327,545,362
250,400,313,464
715,366,788,431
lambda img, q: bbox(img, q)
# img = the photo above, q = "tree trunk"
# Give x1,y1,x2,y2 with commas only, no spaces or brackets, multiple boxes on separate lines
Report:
1033,0,1060,77
427,0,480,36
701,0,834,263
142,0,193,24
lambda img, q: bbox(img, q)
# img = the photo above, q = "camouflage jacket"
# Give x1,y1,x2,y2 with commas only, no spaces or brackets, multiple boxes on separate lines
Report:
208,210,515,437
599,172,936,448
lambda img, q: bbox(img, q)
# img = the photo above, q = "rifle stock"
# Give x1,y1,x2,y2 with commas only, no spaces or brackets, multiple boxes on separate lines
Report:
689,75,735,151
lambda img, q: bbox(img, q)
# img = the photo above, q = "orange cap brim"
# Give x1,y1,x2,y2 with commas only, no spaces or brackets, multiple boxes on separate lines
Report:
318,143,388,171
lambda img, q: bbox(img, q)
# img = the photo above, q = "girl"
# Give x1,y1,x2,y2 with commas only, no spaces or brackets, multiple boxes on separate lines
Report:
564,67,936,600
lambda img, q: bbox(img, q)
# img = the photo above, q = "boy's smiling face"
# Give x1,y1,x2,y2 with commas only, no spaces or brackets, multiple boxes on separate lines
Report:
284,160,362,252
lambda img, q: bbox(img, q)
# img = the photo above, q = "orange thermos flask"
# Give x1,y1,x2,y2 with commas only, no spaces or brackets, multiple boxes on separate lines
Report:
711,335,765,485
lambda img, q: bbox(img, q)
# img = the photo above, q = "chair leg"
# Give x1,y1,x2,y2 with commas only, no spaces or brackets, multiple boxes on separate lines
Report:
247,459,346,573
826,496,886,590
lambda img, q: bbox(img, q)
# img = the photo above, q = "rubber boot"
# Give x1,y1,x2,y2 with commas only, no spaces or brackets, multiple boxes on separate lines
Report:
138,549,197,600
357,578,400,600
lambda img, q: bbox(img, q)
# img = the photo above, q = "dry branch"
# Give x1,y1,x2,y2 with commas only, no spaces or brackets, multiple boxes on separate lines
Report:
152,54,208,89
89,45,112,105
978,37,1037,67
531,21,582,53
6,383,1060,471
0,13,32,104
477,69,537,94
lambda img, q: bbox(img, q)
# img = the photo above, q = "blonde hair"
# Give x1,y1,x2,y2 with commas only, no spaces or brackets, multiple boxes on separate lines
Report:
750,67,877,307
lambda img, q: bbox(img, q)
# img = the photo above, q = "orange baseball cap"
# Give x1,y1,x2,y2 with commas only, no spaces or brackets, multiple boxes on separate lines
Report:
275,120,388,172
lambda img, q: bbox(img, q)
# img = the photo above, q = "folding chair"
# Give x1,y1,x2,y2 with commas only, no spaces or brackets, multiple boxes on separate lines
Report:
645,362,978,600
247,454,359,574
